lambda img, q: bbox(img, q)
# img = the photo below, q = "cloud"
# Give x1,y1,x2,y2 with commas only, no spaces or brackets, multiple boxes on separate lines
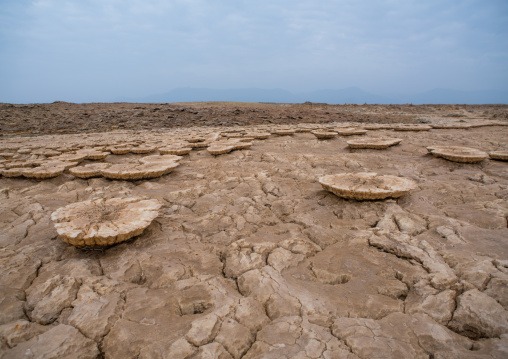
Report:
0,0,507,102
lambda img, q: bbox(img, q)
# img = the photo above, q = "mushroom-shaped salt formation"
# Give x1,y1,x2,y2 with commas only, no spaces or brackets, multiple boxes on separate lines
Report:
207,144,237,155
101,157,180,180
0,152,16,159
70,163,111,179
131,145,156,154
427,146,488,163
159,146,192,155
186,140,209,149
55,153,87,163
186,137,206,143
1,168,25,178
319,172,417,200
5,161,35,169
347,138,402,149
76,149,110,160
245,132,271,139
22,161,78,179
138,154,182,164
110,146,132,155
32,149,62,157
362,124,395,130
311,130,338,139
489,151,508,161
273,129,295,136
17,148,32,155
207,140,253,155
336,128,367,136
431,123,471,129
393,125,432,131
51,197,161,248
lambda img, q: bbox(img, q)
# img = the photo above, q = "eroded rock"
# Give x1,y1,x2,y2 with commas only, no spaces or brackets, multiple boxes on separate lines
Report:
448,289,508,339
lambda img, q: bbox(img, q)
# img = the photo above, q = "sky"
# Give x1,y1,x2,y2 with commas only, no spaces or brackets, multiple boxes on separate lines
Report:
1,0,508,103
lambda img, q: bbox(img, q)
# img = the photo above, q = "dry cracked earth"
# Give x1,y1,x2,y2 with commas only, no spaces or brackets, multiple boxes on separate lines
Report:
1,103,508,358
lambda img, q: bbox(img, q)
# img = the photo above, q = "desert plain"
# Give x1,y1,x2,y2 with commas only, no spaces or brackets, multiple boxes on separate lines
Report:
1,101,508,358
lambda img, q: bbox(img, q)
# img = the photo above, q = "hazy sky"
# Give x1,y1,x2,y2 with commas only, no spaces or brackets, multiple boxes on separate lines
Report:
1,0,507,103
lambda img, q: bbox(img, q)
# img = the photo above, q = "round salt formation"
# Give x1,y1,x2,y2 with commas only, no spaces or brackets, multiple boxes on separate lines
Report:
55,153,87,163
273,129,295,136
394,125,432,131
319,172,417,200
337,128,367,136
110,146,132,155
1,168,25,178
101,162,179,180
159,146,192,155
431,123,471,129
245,132,271,139
22,160,78,179
207,140,253,155
427,146,488,163
489,151,508,161
70,163,111,179
51,197,161,248
347,138,402,149
76,149,110,160
363,124,395,130
139,154,182,164
131,145,156,154
208,144,237,155
312,130,338,139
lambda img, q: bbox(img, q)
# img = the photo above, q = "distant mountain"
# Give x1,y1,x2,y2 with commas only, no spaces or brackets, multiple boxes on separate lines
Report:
403,88,508,105
117,87,508,105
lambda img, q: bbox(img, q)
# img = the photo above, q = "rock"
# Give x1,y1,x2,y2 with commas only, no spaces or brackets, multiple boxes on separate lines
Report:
3,324,99,359
65,279,124,341
214,318,254,359
26,274,80,325
448,289,508,338
245,316,357,359
0,319,48,349
224,239,276,278
237,267,301,319
185,313,221,346
192,342,233,359
234,297,270,333
267,247,305,271
407,289,456,325
0,250,41,291
0,287,26,325
368,233,458,289
455,259,498,290
485,276,508,310
333,313,472,359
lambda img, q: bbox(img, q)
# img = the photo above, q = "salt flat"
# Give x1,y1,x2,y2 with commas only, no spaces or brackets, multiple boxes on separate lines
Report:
1,103,507,358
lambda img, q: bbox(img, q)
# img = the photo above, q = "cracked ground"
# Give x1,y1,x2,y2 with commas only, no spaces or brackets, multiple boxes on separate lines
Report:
1,103,508,358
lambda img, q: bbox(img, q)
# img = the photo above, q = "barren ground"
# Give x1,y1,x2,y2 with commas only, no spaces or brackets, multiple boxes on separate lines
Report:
1,102,508,358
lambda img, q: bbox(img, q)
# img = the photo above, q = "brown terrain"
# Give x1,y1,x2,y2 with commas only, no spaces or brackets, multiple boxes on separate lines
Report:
1,102,508,358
